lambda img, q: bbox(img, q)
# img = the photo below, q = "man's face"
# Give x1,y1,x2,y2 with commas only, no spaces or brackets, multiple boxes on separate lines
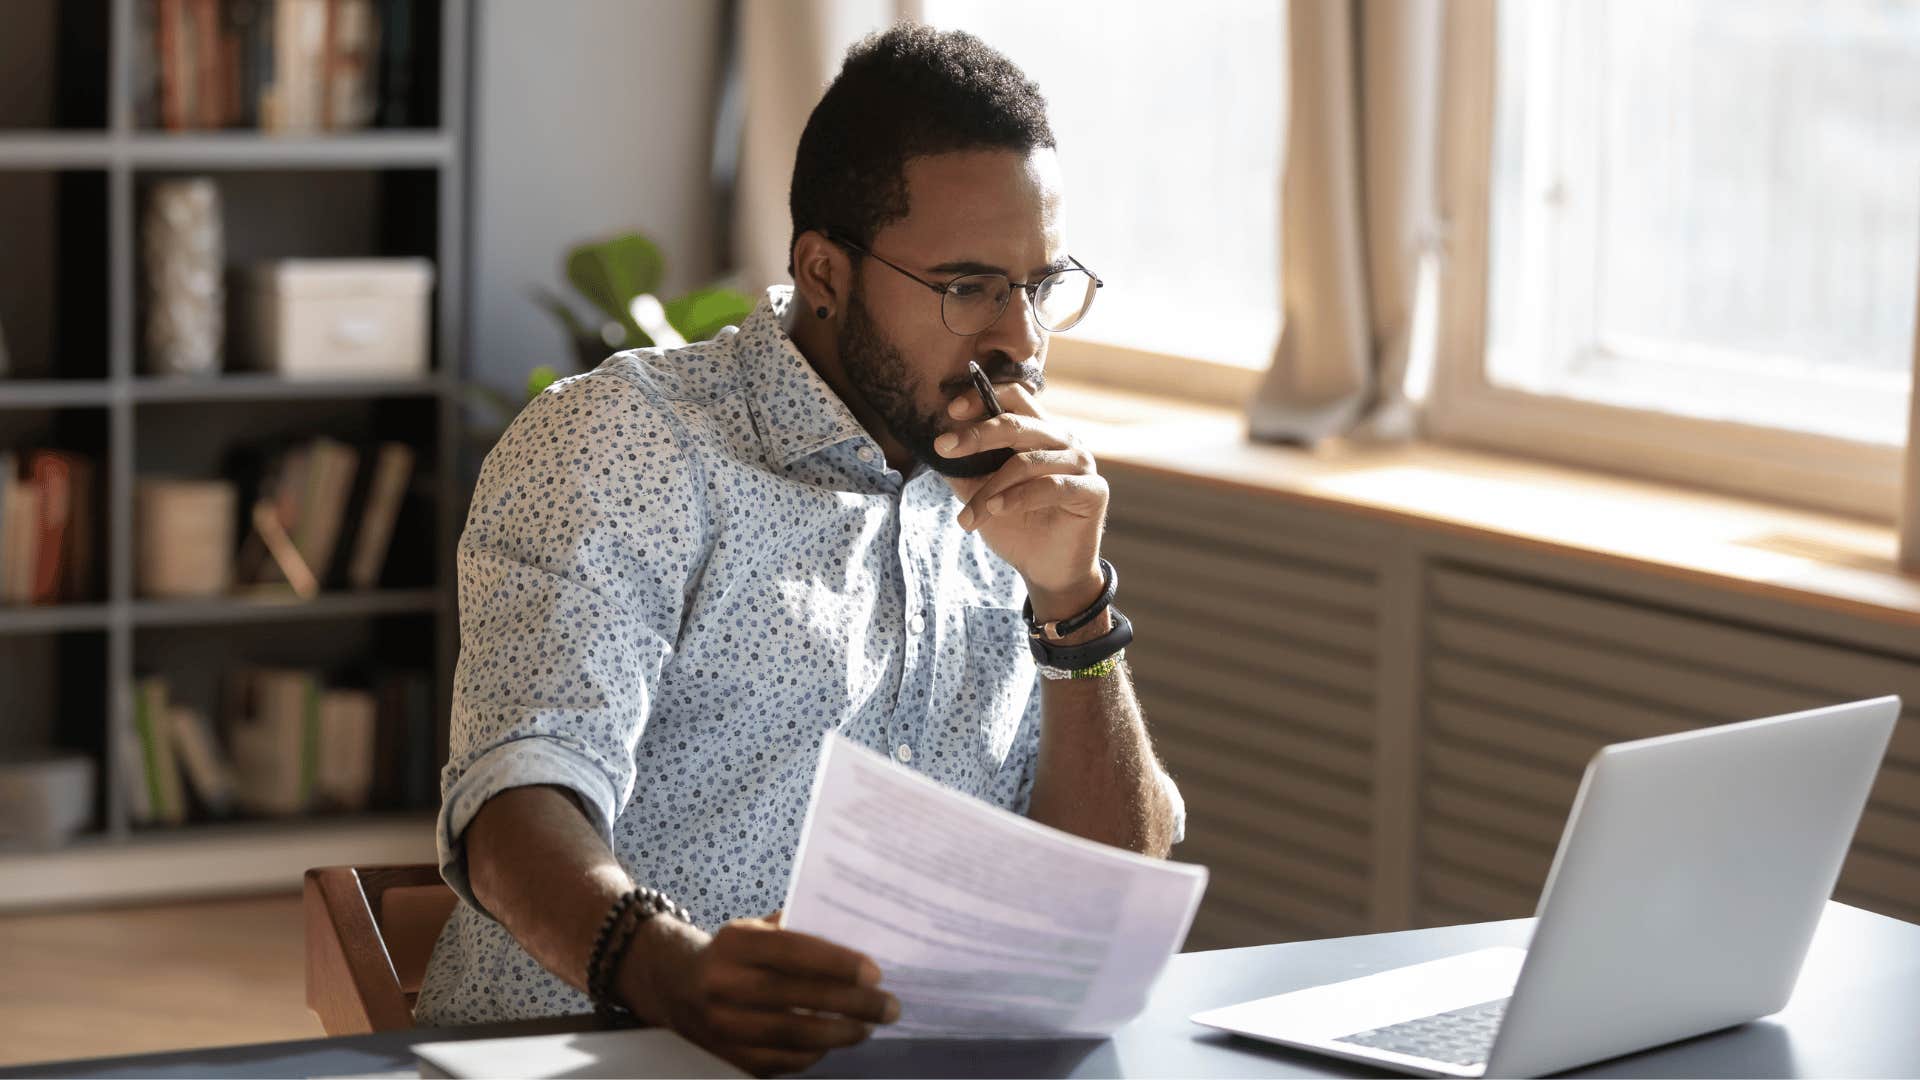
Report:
836,148,1066,478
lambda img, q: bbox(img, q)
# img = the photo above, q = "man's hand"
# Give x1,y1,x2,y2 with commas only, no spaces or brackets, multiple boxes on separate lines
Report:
936,382,1108,619
622,911,899,1077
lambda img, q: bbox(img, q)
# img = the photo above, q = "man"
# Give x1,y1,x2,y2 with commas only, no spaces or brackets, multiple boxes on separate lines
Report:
416,23,1184,1076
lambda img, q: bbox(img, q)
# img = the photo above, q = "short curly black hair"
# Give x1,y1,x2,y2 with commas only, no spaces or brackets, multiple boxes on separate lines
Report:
787,23,1056,275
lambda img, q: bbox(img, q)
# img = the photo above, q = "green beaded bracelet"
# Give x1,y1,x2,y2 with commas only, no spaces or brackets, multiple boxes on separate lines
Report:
1069,652,1123,678
1041,649,1124,681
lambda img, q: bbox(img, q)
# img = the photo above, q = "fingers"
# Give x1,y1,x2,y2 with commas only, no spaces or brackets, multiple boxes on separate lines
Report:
728,1046,823,1078
700,922,894,1018
970,473,1108,530
707,1004,874,1051
956,448,1097,530
685,920,892,1075
707,966,900,1023
935,411,1078,461
714,921,881,986
725,968,898,1014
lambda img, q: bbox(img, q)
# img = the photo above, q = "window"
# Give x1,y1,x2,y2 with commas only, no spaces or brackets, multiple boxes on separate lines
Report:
1436,0,1920,519
918,0,1284,370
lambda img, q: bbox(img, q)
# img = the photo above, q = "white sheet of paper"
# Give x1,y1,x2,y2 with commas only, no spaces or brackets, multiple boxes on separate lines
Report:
413,1029,748,1079
782,733,1208,1038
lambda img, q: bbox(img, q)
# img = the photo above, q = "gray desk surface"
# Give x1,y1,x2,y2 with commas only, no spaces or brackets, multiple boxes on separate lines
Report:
12,902,1917,1078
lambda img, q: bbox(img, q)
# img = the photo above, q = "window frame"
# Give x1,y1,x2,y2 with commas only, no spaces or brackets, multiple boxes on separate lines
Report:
1426,0,1910,524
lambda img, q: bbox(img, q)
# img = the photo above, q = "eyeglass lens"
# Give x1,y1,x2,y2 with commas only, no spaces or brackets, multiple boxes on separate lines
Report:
942,271,1097,335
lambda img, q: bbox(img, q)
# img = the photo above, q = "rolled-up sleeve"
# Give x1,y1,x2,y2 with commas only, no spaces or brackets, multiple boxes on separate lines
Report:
436,370,702,917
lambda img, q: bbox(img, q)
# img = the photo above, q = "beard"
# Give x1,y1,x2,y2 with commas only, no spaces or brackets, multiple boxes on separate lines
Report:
837,286,1020,479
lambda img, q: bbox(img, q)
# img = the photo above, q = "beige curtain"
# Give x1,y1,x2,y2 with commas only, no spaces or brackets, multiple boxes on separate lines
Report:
1248,0,1444,446
734,0,910,296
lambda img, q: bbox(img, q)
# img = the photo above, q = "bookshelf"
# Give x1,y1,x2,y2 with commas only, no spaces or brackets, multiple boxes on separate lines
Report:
0,0,466,907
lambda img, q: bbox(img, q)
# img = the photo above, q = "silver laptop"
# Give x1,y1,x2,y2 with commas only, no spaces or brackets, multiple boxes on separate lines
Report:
1191,696,1899,1078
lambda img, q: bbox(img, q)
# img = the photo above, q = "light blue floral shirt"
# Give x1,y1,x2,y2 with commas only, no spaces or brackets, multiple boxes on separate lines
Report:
417,285,1182,1024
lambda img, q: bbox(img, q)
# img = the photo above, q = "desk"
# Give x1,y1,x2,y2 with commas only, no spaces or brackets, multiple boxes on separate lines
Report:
12,902,1918,1078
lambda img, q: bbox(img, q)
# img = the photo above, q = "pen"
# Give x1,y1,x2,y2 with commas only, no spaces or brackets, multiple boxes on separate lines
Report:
968,360,1005,418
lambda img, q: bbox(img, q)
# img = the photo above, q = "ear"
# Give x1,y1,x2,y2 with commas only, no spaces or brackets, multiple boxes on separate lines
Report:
792,230,853,319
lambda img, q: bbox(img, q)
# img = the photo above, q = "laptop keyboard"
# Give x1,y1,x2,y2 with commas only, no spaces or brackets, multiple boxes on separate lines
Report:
1334,997,1509,1067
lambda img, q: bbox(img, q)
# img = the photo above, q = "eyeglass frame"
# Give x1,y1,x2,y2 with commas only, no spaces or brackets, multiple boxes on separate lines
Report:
827,235,1104,336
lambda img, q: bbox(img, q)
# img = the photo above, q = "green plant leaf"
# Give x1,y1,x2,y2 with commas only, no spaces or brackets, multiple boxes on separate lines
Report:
565,234,665,341
526,365,562,400
663,287,755,342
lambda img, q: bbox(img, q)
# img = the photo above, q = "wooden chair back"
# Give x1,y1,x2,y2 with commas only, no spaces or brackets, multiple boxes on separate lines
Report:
304,864,458,1035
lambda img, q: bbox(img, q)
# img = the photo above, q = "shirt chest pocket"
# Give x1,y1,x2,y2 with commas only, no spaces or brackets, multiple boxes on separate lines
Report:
951,604,1037,772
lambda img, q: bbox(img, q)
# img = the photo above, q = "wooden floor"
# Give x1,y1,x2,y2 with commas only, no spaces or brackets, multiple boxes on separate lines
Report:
0,892,323,1068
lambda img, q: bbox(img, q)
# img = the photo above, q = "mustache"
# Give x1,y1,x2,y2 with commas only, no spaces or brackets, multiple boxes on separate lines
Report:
945,360,1045,396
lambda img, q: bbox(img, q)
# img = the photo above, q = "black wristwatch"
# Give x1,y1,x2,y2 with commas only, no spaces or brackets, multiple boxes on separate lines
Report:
1029,606,1132,679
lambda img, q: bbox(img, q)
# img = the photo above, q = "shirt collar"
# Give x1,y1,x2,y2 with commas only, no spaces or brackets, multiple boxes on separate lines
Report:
739,285,876,469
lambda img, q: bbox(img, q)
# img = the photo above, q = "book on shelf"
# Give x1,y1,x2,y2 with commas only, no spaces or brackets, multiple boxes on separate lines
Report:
195,0,221,130
170,703,238,814
227,668,313,815
122,667,430,826
230,436,415,596
154,0,180,130
225,667,430,817
121,680,242,824
114,700,155,826
59,454,98,602
28,454,74,606
133,677,188,826
346,442,414,591
144,0,411,132
123,676,241,824
327,0,380,131
0,449,97,607
287,436,358,585
315,687,377,810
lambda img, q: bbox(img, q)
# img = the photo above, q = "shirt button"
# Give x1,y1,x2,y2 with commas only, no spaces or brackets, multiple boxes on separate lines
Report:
907,613,926,635
896,743,913,764
856,446,876,463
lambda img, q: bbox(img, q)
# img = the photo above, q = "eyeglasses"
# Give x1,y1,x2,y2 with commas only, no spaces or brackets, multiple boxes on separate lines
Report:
832,237,1103,336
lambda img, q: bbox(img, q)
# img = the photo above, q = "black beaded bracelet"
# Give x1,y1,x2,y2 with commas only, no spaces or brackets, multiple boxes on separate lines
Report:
586,887,693,1025
1023,557,1119,642
586,891,644,1022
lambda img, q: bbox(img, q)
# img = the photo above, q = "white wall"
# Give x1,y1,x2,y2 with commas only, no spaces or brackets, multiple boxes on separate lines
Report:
467,0,728,398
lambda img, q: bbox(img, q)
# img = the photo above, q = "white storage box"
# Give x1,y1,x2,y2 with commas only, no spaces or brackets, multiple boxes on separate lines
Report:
0,752,94,850
238,258,434,379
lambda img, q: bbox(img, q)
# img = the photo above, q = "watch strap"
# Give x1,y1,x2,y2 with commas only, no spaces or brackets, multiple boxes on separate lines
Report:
1040,651,1125,680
